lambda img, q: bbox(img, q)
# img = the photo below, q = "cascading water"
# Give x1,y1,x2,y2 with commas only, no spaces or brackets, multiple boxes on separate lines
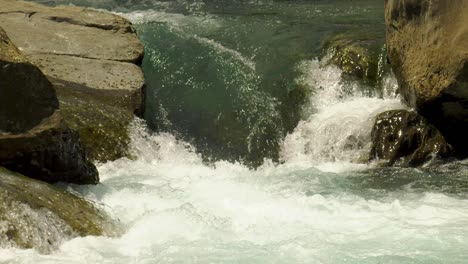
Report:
3,0,468,263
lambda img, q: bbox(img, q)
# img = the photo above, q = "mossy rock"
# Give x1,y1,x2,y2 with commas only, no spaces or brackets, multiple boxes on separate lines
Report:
321,31,388,95
51,78,138,162
0,167,119,253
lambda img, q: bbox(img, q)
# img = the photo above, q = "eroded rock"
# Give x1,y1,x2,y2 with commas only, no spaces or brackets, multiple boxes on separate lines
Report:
385,0,468,156
370,109,453,167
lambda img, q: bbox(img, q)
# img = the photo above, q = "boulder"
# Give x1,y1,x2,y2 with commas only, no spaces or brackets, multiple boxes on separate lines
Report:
0,111,99,184
321,29,398,99
0,167,118,253
385,0,468,156
0,0,145,162
0,27,58,133
322,31,382,86
370,109,453,166
0,26,98,184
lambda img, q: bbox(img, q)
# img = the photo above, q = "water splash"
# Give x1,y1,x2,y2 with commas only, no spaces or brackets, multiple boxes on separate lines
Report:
281,59,404,167
2,120,468,263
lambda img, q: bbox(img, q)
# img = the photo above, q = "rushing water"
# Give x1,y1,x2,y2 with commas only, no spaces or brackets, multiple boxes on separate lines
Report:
3,0,468,263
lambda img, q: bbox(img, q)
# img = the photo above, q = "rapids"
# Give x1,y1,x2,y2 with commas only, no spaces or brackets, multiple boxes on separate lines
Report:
2,1,468,263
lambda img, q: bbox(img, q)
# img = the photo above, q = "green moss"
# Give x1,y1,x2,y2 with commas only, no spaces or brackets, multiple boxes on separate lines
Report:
321,31,389,95
53,81,136,162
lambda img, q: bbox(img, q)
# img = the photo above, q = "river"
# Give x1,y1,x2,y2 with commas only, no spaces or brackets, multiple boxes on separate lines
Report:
2,0,468,263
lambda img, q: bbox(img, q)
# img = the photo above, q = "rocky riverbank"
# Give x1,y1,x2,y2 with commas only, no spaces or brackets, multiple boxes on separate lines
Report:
0,0,145,251
0,0,145,162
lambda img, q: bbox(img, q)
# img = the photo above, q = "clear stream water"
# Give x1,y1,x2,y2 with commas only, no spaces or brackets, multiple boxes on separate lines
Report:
2,0,468,263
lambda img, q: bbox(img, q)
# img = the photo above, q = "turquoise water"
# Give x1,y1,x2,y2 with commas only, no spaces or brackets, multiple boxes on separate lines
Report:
33,0,386,164
134,0,386,165
3,1,468,263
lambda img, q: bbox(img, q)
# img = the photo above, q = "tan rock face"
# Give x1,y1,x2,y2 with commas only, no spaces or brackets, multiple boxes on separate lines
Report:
0,0,146,162
0,0,143,62
385,0,468,155
0,27,58,133
0,26,98,184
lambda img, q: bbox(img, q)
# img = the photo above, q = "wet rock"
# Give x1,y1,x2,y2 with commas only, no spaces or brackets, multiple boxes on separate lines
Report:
321,31,392,98
52,78,138,162
385,0,468,156
0,0,145,162
0,167,118,253
0,27,98,184
0,112,99,184
370,110,453,167
323,32,380,85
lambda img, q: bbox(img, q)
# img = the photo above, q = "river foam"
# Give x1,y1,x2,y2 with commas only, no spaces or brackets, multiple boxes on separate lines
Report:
2,121,468,263
2,58,468,264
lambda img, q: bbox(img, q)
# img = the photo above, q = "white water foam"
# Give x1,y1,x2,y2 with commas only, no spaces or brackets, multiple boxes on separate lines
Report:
2,120,468,263
281,60,405,170
2,59,468,263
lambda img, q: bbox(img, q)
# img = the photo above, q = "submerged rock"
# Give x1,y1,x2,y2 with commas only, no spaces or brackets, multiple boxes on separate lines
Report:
321,31,390,97
370,110,453,167
0,167,117,253
323,32,380,85
0,26,98,184
385,0,468,157
0,0,145,162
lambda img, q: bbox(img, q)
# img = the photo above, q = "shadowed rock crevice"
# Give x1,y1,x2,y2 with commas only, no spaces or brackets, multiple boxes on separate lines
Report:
47,15,135,33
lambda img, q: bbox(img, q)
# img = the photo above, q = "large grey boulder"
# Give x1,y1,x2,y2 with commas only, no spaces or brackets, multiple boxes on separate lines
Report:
0,26,98,184
385,0,468,156
0,0,145,162
0,167,118,253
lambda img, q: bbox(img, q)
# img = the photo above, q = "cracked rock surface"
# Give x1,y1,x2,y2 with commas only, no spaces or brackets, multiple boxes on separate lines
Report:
0,0,146,162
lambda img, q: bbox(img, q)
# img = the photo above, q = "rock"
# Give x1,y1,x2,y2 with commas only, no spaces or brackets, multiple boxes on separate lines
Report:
0,167,118,253
322,32,382,86
0,26,98,184
0,0,142,62
369,109,453,167
0,27,58,133
0,0,145,162
385,0,468,156
0,111,99,184
321,30,396,99
52,78,138,161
